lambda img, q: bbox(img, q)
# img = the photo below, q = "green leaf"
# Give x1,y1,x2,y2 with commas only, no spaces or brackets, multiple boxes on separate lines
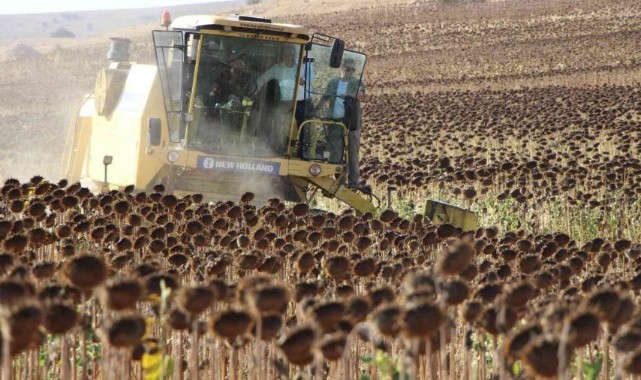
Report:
361,355,373,364
164,357,175,378
359,374,371,380
392,371,410,380
583,354,603,380
375,350,389,365
512,361,522,376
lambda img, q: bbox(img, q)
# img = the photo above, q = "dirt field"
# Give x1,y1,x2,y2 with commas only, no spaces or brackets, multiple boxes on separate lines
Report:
2,0,640,183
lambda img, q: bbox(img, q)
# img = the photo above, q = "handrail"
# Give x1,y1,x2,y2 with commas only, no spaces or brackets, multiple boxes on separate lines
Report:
296,118,348,164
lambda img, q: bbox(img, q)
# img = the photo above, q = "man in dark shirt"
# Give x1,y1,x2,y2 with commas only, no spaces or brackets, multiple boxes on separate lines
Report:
316,58,365,189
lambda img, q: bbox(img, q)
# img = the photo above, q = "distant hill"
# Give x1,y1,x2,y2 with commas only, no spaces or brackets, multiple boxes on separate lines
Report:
0,1,244,40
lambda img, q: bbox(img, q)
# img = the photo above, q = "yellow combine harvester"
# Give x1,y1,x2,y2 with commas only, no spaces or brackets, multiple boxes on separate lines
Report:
64,12,477,229
65,13,377,213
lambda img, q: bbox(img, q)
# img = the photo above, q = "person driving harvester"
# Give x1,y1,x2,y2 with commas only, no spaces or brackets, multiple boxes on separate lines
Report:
197,56,257,150
202,57,254,120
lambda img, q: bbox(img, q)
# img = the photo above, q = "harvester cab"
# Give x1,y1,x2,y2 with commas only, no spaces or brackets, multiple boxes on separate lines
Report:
65,13,377,214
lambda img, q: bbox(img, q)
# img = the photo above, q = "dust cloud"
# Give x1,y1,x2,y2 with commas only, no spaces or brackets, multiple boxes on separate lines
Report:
0,33,155,184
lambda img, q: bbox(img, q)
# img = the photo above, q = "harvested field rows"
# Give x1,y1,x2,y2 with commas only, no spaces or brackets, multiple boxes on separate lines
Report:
361,84,641,237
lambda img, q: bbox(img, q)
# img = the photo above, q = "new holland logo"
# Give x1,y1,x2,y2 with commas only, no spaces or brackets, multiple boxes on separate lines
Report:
201,157,217,169
197,156,281,175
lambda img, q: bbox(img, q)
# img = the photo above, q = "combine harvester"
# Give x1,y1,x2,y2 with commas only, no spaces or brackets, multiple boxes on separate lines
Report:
64,12,477,229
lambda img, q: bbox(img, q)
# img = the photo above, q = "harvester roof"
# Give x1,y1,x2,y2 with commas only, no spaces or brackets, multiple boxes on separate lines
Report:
170,15,308,37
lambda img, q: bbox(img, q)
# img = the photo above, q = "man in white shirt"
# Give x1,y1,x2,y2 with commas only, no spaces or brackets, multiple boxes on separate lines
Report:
253,45,311,154
256,45,299,101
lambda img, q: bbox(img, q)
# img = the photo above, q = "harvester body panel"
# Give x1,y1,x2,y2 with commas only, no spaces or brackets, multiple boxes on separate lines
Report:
67,64,167,190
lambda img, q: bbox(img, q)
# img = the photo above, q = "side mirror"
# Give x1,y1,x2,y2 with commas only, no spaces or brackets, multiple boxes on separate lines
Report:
147,118,162,146
329,39,344,68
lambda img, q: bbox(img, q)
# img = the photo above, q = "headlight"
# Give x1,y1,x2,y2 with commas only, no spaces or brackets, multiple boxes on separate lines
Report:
167,151,180,163
309,164,322,176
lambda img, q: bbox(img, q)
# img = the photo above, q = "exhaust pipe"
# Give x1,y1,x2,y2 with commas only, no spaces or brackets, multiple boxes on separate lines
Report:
107,37,131,62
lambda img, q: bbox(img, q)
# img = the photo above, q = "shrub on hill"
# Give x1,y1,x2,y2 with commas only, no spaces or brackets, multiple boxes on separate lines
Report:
3,43,43,61
51,28,75,38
